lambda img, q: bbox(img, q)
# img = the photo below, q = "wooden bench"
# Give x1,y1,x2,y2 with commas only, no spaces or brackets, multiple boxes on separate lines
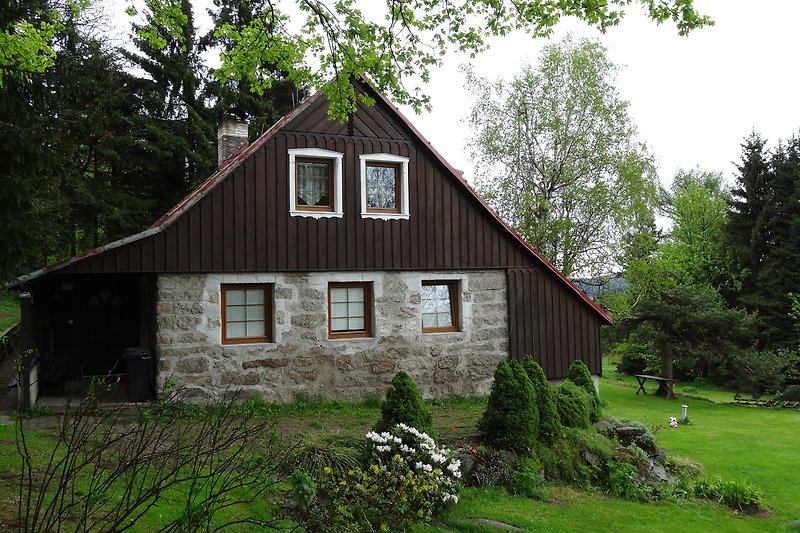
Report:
634,374,678,399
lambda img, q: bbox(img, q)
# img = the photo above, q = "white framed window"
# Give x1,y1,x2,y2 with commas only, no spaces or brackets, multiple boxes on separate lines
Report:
288,148,344,218
359,153,410,220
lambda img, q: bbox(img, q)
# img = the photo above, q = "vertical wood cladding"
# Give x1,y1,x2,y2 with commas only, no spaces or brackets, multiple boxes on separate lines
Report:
507,268,601,378
66,94,534,275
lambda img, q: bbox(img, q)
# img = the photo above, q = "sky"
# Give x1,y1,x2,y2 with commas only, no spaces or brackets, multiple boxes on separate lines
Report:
396,0,800,189
110,1,800,190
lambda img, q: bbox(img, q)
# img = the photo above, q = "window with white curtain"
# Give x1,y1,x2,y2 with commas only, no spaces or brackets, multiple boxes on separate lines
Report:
288,148,344,218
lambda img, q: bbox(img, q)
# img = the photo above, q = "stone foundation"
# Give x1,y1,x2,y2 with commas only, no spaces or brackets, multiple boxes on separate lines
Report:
156,271,508,402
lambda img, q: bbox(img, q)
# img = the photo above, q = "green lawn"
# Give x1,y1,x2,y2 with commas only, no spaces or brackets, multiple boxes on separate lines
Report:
2,372,798,531
0,291,20,332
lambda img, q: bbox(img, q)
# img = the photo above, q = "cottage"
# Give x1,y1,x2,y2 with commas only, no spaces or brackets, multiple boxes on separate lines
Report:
11,79,611,405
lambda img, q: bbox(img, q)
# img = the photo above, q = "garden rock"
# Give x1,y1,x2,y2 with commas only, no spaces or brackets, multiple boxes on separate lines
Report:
475,518,524,531
614,426,646,443
458,451,478,479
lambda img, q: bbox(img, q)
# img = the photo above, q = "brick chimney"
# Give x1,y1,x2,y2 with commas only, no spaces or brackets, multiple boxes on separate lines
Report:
217,113,249,166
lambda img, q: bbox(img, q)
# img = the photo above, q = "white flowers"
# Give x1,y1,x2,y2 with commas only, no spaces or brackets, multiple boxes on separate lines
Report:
366,431,403,445
366,423,462,507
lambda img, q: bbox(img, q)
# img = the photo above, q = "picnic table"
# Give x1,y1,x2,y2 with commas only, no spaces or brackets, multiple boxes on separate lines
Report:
634,374,678,400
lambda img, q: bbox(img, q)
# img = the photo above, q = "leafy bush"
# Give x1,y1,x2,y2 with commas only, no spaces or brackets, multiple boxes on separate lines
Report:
780,384,800,401
554,381,591,429
375,371,434,437
522,356,561,444
612,342,660,376
704,347,787,395
509,458,545,499
692,478,763,513
478,361,537,454
469,451,512,488
299,424,461,532
605,460,641,499
566,359,601,423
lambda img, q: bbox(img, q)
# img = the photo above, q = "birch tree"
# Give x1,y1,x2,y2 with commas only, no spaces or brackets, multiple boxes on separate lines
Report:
466,36,658,277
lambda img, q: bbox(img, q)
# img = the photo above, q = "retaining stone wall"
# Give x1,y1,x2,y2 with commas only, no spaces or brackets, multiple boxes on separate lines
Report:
156,271,508,402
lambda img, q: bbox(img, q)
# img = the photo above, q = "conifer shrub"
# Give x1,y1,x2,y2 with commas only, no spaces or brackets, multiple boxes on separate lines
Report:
522,356,561,444
374,371,434,437
554,381,591,429
478,361,537,454
567,359,602,423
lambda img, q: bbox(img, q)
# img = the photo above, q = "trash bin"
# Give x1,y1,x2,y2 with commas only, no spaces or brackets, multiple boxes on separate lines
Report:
122,347,152,402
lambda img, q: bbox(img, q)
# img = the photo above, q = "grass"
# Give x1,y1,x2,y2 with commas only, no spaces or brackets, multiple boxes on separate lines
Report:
1,371,798,531
0,291,20,332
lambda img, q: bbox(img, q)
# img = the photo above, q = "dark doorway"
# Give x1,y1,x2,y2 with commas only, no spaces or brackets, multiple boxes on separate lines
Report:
81,280,141,376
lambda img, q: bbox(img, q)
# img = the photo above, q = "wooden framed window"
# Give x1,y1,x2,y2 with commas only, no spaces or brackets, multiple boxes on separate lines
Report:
288,148,344,218
359,153,410,219
222,284,272,344
296,157,333,211
422,281,460,333
328,282,372,339
365,162,400,213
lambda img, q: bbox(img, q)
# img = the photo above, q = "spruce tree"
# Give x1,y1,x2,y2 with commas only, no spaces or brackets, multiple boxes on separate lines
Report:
478,361,537,454
374,371,434,437
566,360,601,423
726,133,800,350
201,0,302,139
522,356,561,444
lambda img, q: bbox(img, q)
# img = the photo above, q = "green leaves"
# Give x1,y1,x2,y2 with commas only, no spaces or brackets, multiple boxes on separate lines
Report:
209,0,711,122
468,36,658,277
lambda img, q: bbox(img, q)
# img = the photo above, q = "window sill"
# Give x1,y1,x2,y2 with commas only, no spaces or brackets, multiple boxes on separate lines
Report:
360,212,410,221
328,335,374,342
222,340,277,346
290,210,344,219
422,330,464,337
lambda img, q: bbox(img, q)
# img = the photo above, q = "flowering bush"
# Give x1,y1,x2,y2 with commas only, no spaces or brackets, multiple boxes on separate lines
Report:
366,423,462,509
298,424,462,532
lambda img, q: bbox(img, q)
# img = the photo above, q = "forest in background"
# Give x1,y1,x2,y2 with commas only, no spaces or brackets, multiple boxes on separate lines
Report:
1,0,301,283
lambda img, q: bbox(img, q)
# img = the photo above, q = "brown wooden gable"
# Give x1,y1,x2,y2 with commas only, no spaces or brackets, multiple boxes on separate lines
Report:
53,83,534,274
287,84,415,141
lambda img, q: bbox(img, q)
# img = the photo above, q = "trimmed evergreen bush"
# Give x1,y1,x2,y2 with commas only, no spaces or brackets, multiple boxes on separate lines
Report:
522,356,561,444
478,361,537,454
374,371,434,437
554,381,591,429
567,359,602,423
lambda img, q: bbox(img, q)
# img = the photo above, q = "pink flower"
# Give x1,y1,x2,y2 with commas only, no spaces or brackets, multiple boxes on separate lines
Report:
470,448,478,455
449,426,456,432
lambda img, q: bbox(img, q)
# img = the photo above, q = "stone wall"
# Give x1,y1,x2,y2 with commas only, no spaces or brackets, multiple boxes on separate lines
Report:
155,270,508,402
